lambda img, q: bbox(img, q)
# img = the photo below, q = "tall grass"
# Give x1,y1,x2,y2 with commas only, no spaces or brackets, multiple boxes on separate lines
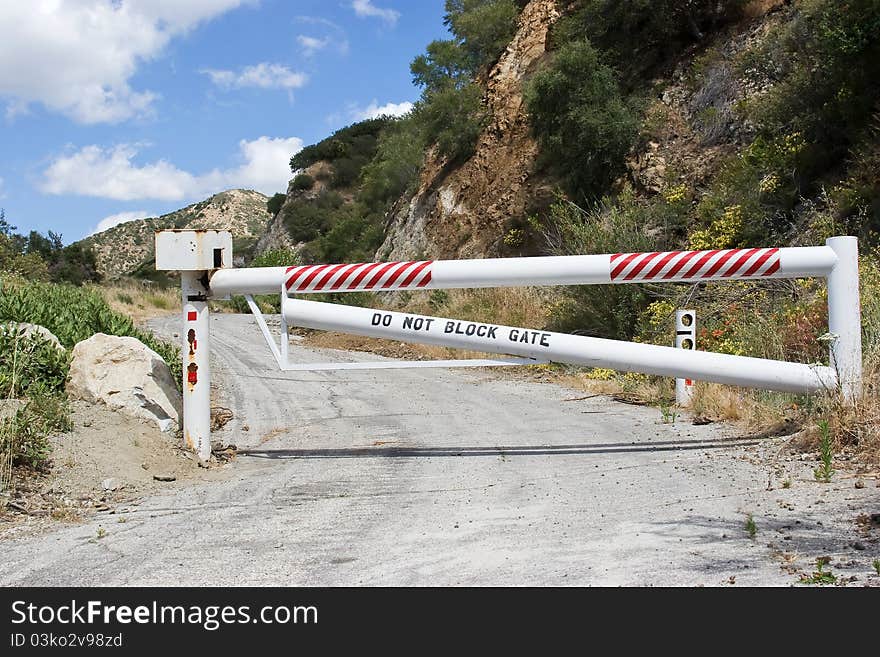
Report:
0,329,72,491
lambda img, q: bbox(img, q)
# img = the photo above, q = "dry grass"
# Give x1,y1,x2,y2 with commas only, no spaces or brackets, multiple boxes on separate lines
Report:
94,281,178,324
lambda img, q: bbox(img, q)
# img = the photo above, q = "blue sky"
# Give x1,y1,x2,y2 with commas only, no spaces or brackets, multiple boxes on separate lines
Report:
0,1,449,241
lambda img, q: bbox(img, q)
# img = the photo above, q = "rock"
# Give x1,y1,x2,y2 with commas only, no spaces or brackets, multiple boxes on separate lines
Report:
0,399,25,422
854,480,865,489
1,322,64,350
101,478,119,492
153,474,176,482
67,333,181,432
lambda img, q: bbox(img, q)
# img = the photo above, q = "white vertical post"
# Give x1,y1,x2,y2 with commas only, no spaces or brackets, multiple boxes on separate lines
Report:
826,236,862,402
181,271,212,462
675,309,696,406
279,288,290,365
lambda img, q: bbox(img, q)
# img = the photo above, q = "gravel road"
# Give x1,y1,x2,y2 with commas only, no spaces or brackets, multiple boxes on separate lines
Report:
1,314,877,586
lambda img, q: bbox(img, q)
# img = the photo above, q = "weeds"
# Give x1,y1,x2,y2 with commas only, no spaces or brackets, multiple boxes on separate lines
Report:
745,514,757,539
873,559,880,576
813,420,835,483
659,402,678,424
800,557,837,585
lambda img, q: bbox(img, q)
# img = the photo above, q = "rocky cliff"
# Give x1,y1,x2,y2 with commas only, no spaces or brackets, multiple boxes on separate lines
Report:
378,0,560,261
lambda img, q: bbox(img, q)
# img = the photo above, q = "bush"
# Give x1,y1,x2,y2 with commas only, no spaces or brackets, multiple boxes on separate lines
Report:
543,196,661,340
317,204,385,264
525,39,639,202
554,0,747,86
250,248,301,268
0,277,181,388
281,191,345,243
290,118,389,172
414,83,487,163
359,118,425,211
1,392,71,473
741,0,880,205
267,192,287,216
0,326,70,398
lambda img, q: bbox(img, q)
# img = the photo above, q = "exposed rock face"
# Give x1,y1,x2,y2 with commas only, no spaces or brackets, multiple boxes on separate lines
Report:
378,0,560,261
67,334,181,432
82,189,271,278
1,322,64,350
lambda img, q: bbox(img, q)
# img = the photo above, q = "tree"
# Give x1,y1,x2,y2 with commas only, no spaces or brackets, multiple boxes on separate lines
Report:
444,0,519,70
411,40,473,93
0,209,15,236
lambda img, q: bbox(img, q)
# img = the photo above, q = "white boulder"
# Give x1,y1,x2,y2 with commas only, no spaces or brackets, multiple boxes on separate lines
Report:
67,333,181,432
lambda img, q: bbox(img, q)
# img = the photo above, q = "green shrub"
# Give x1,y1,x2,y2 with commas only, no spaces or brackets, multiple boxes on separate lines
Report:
281,190,345,243
544,196,661,340
250,248,301,268
317,204,385,264
1,392,71,472
741,0,880,209
291,174,314,192
290,118,389,172
414,83,486,163
359,117,425,211
554,0,747,86
267,192,287,216
0,277,180,388
444,0,519,70
0,327,70,398
525,39,639,202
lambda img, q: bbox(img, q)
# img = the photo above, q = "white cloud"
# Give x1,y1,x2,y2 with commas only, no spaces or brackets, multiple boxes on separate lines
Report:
42,136,304,201
351,0,400,25
0,176,5,199
0,1,250,124
297,35,330,57
90,210,154,236
352,100,414,121
202,63,307,90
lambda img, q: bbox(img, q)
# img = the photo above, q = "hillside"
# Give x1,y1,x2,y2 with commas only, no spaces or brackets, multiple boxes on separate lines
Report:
83,189,270,279
258,0,877,269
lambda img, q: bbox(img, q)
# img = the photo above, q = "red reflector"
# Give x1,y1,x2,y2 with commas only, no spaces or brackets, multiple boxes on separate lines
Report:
188,371,198,383
187,311,197,321
686,379,693,386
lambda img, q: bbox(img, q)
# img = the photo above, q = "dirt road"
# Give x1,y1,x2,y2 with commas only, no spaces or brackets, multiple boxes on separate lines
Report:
1,314,877,586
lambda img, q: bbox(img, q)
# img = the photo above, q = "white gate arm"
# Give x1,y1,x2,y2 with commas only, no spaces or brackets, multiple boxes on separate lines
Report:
209,245,838,296
281,297,838,395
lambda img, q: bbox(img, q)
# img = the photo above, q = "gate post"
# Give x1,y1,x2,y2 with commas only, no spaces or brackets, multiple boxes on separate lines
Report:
826,236,862,402
181,271,212,462
155,229,232,461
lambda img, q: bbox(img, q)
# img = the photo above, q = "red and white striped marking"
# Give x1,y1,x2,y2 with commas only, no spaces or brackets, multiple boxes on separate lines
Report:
610,248,780,282
285,260,434,293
